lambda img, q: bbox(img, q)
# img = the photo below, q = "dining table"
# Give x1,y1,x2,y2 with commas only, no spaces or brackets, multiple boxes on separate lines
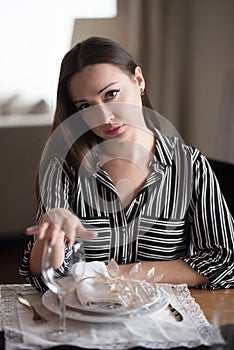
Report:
0,283,233,350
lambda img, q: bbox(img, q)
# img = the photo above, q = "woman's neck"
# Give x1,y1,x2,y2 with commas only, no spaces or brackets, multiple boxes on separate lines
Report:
99,126,155,165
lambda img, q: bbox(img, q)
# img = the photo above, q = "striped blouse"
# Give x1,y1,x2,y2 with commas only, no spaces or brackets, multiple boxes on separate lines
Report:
19,130,234,292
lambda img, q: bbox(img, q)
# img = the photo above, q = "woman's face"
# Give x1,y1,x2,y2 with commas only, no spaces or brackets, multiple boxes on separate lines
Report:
68,63,146,141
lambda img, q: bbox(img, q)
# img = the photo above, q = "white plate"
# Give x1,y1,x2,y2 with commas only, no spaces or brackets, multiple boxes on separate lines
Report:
42,287,169,323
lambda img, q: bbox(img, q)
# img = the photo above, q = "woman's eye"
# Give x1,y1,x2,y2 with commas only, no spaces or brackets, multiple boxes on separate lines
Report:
105,89,120,100
78,103,91,111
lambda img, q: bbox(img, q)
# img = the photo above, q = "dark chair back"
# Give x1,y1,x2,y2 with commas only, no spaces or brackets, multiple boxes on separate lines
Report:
208,158,234,217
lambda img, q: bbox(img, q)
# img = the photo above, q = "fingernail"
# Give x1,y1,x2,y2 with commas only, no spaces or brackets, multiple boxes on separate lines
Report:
26,226,37,231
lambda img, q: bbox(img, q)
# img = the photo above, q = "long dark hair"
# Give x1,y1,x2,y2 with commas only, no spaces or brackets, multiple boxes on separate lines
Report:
54,36,153,125
37,36,155,200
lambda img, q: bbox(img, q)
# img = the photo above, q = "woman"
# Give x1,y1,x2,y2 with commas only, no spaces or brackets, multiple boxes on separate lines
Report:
20,36,234,292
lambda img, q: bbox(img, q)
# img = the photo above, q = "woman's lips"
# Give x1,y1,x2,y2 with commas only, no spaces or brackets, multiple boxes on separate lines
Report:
105,125,125,136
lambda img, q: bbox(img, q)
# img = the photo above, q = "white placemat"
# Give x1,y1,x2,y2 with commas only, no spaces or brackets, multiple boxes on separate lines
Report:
0,283,225,350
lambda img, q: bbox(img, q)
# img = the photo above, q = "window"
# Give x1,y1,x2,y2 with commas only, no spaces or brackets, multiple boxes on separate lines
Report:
0,0,117,111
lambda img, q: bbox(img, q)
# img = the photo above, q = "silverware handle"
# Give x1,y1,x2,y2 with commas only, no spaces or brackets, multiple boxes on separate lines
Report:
168,303,183,322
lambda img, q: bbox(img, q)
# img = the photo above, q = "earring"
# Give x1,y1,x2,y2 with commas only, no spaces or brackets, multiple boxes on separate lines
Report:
140,87,145,96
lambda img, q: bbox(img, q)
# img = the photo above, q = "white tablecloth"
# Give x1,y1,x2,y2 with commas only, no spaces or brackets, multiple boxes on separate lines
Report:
0,283,225,350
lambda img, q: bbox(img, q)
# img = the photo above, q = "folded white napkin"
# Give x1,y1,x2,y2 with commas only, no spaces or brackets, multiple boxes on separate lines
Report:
72,261,125,310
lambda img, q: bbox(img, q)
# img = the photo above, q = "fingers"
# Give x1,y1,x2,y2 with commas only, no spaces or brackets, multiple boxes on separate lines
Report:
26,225,40,235
26,222,50,238
62,217,98,247
26,209,98,247
26,222,64,246
47,224,63,246
76,222,98,240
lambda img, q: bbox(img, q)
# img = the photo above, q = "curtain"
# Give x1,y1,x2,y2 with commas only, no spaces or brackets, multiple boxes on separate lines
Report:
218,72,234,164
125,0,234,163
126,0,192,139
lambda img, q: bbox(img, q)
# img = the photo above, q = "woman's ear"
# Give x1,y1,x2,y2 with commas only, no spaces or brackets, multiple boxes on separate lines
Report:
134,66,145,92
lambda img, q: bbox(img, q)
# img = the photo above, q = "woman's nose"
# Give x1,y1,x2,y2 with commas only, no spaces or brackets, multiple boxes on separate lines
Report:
80,103,115,129
96,104,114,125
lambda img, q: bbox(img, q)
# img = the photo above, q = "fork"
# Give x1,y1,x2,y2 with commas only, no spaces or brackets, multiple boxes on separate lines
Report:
16,293,47,323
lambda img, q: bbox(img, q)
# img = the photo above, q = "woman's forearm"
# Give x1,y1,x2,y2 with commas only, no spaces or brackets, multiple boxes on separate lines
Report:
118,259,210,287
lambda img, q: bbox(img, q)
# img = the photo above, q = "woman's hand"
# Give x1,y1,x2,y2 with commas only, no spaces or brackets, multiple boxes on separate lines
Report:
26,208,97,247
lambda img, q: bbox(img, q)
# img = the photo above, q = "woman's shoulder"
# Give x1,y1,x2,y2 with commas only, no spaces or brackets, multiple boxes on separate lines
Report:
39,154,77,182
153,128,205,165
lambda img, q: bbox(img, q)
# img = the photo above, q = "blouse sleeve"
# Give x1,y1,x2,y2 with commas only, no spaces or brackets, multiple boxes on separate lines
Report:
19,157,75,292
19,236,73,293
36,156,75,223
19,237,48,293
183,153,234,289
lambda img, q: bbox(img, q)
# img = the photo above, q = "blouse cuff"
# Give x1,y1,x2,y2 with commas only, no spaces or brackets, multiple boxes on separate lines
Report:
183,253,234,289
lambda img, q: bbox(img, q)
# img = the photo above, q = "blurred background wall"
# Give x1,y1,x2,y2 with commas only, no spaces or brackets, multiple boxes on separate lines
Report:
0,0,234,237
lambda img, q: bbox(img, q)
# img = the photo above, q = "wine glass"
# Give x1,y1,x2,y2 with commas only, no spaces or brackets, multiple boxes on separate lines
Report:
42,238,85,342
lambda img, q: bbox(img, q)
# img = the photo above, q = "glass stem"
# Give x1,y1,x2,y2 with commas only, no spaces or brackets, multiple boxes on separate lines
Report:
58,293,66,334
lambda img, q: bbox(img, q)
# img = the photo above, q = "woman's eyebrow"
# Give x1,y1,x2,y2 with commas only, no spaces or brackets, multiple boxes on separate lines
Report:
73,82,118,104
97,82,118,95
74,98,87,105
